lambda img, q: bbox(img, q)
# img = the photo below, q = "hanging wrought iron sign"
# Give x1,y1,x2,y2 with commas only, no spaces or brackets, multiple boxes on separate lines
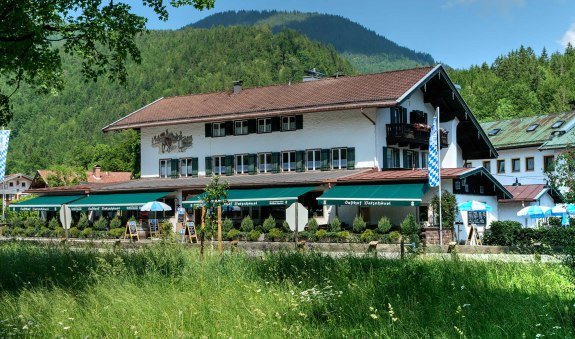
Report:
152,129,193,153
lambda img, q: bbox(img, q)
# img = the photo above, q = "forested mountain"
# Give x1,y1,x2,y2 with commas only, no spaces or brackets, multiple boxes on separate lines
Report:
190,10,434,72
5,26,353,175
448,45,575,121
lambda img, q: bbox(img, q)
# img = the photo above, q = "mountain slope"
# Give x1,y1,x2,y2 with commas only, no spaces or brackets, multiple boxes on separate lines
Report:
6,26,354,175
190,10,434,72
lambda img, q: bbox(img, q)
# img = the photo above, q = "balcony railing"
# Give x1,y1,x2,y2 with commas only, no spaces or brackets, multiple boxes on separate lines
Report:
386,123,448,149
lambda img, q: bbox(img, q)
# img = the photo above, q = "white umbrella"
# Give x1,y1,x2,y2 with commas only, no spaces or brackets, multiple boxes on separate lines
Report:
140,201,172,212
550,205,567,216
458,200,493,212
517,206,550,218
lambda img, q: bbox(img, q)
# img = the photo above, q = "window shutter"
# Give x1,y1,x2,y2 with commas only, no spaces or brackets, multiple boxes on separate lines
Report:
321,149,331,171
271,117,281,132
271,152,280,173
296,151,305,172
205,123,212,137
226,155,234,176
225,121,233,136
248,154,257,175
401,107,407,124
247,119,257,134
381,147,388,169
295,115,303,130
414,152,420,168
170,159,179,178
205,156,212,177
403,150,409,169
347,147,355,170
191,158,199,177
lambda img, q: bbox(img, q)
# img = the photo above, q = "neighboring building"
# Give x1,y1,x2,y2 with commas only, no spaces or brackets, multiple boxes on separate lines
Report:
498,184,563,228
0,173,33,204
470,111,575,186
31,166,132,189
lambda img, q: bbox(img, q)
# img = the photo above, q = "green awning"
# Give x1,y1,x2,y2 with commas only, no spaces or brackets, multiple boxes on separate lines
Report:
68,192,171,211
9,195,84,211
183,186,315,208
317,184,429,207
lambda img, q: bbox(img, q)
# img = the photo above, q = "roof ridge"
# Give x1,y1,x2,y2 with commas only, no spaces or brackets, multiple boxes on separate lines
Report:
481,110,575,125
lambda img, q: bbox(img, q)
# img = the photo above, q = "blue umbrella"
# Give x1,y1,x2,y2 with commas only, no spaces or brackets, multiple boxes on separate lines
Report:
458,200,493,212
566,204,575,215
517,206,550,219
140,201,172,212
562,213,570,226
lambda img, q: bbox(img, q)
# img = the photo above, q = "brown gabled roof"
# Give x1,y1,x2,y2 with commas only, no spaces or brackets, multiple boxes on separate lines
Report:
336,168,475,183
86,171,132,184
499,184,546,203
103,66,435,131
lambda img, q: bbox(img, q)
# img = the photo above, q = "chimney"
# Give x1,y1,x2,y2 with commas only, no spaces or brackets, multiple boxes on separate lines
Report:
303,68,324,82
93,165,101,179
233,80,243,94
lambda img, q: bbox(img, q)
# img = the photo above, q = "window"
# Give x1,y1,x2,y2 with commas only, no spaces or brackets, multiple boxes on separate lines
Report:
482,160,491,172
526,124,539,132
544,155,555,172
386,148,400,168
488,128,501,136
464,162,472,168
479,186,485,194
497,160,505,173
234,120,248,135
525,157,534,172
159,159,171,178
282,151,296,172
512,158,520,172
410,110,427,124
282,116,296,131
405,150,416,168
213,156,226,175
212,122,225,137
331,148,347,169
552,121,565,129
455,181,461,190
179,158,194,177
258,153,272,173
258,118,271,133
421,152,428,168
8,182,13,187
21,182,25,187
306,149,321,171
235,154,249,174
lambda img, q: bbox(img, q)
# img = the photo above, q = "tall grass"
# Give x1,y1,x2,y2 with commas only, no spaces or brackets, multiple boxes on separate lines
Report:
0,241,572,338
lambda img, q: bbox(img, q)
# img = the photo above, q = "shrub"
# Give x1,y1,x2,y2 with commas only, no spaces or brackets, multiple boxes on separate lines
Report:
336,230,351,242
68,227,81,238
48,218,60,230
360,229,377,243
377,216,392,234
282,220,291,232
330,217,342,232
315,229,328,241
53,227,64,238
483,220,522,246
226,228,241,240
268,228,283,241
262,215,276,233
352,215,366,233
222,218,234,233
77,213,89,230
23,227,36,237
81,227,94,238
389,231,401,243
307,218,319,232
38,227,52,237
109,215,122,229
401,214,419,236
108,227,124,238
93,217,108,231
248,230,262,242
240,216,254,232
161,221,173,239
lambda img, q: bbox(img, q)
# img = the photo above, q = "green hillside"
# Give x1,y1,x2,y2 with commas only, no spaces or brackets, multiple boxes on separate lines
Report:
6,26,354,175
190,10,434,72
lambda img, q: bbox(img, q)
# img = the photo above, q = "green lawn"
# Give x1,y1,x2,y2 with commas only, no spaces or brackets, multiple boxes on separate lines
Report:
0,241,572,338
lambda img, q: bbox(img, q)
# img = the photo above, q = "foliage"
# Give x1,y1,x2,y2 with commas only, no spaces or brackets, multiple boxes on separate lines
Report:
248,230,262,242
81,228,93,238
546,148,575,203
240,216,254,232
388,231,401,243
483,221,523,246
336,230,351,242
226,229,241,241
160,221,173,239
108,228,124,238
68,227,80,238
262,215,276,233
201,176,229,253
47,218,60,231
377,216,392,234
267,228,284,241
44,165,87,187
329,217,342,232
315,229,328,241
282,220,291,233
352,215,366,233
222,218,234,233
109,216,122,230
307,218,319,233
431,190,458,230
401,214,419,236
76,213,89,230
93,217,108,231
360,229,377,243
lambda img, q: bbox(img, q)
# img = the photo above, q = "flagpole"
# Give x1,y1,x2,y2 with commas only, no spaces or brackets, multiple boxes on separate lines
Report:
437,106,443,245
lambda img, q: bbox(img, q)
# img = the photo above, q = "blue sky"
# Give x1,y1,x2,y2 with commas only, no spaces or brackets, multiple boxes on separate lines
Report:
133,0,575,69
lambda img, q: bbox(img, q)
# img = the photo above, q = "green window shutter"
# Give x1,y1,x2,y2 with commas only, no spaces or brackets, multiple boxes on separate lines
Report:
401,107,407,124
414,151,420,168
248,119,257,134
394,150,400,168
170,159,179,178
402,150,409,169
191,158,199,177
226,155,234,176
321,149,331,171
271,117,281,132
205,156,212,177
347,147,355,170
296,150,305,172
205,123,212,137
248,154,257,175
381,147,388,169
271,152,280,173
295,115,303,130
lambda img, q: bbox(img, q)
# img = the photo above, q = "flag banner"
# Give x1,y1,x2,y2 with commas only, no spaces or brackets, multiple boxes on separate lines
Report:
428,116,440,187
0,130,10,182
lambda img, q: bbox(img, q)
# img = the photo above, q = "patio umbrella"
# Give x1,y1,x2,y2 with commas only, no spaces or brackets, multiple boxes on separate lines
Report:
458,200,493,212
550,205,567,216
516,205,550,218
140,201,172,226
566,204,575,215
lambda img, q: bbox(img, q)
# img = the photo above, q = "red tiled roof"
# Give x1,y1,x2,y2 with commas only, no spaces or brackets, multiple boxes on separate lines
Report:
103,66,435,131
500,184,546,203
335,168,474,183
86,171,132,184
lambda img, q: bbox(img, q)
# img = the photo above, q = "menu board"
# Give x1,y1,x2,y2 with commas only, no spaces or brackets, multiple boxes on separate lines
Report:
468,211,486,225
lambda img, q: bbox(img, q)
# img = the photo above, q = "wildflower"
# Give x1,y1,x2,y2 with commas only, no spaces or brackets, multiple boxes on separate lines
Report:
454,326,464,337
462,304,470,308
370,314,378,320
22,325,28,330
63,326,70,330
387,303,398,322
460,285,465,290
256,289,261,293
552,326,561,329
535,334,543,338
535,323,541,327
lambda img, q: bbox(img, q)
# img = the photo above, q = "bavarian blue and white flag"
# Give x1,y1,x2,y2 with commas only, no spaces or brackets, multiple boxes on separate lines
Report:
428,116,440,187
0,130,10,182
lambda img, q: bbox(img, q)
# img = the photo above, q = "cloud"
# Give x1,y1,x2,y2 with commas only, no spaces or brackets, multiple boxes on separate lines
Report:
442,0,525,14
560,23,575,47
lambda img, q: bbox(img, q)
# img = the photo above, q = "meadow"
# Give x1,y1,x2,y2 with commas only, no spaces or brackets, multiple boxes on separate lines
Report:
0,241,572,338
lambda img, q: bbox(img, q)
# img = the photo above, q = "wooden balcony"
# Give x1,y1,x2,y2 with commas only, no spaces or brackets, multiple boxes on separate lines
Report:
386,123,448,149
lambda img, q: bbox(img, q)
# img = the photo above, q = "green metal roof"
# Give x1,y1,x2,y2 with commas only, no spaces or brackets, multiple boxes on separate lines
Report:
68,192,170,211
539,127,575,150
9,195,84,211
480,111,575,149
183,186,315,207
317,183,429,207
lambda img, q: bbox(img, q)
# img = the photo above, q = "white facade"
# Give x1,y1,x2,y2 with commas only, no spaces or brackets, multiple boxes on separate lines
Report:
0,174,32,202
498,192,555,228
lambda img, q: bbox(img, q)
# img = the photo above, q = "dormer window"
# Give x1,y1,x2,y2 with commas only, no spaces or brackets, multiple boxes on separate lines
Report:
488,128,500,136
551,120,564,129
526,124,539,132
